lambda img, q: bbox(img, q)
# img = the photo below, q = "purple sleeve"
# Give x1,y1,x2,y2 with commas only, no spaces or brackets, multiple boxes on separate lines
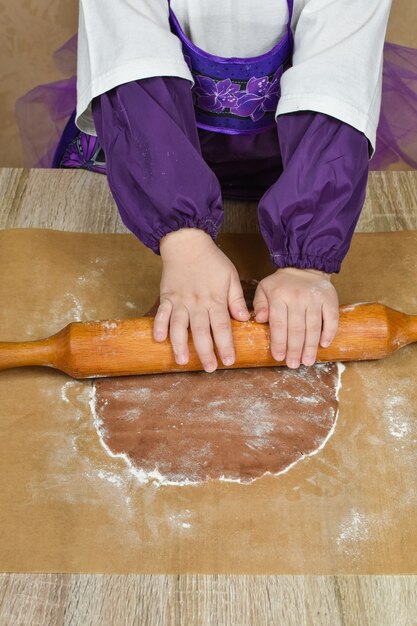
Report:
91,77,223,254
258,112,370,274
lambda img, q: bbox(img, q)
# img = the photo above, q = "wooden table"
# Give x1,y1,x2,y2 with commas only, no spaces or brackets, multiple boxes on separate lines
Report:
1,168,417,234
0,168,416,625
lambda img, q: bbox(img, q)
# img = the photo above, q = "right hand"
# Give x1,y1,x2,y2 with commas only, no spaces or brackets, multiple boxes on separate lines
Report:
154,228,251,372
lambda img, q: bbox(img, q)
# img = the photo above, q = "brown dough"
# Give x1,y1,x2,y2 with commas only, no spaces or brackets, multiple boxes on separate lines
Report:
93,281,342,484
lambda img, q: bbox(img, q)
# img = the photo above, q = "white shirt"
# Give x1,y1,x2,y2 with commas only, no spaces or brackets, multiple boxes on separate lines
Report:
76,0,392,153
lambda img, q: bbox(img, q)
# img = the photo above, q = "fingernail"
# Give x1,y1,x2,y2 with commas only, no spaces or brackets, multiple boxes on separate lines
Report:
174,349,187,364
238,309,249,318
154,332,164,341
223,356,235,366
303,356,315,366
289,359,299,369
205,361,217,373
274,353,285,361
321,340,330,348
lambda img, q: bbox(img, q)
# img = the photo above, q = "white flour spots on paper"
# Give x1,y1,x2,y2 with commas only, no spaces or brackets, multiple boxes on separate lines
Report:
335,508,391,558
168,509,194,530
358,371,415,444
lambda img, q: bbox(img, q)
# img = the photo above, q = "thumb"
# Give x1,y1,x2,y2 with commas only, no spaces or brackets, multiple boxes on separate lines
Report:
253,284,269,323
228,273,251,321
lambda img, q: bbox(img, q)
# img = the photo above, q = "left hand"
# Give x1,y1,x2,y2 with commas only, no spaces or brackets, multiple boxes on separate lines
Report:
253,268,339,368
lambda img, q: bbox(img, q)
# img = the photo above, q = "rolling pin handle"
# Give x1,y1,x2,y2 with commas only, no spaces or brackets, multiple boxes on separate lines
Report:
0,338,56,371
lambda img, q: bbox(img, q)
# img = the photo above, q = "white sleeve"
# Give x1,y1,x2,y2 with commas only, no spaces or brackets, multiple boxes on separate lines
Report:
277,0,393,154
76,0,192,135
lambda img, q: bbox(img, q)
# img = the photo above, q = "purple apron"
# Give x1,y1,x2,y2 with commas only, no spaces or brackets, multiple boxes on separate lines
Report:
168,0,294,134
52,0,294,199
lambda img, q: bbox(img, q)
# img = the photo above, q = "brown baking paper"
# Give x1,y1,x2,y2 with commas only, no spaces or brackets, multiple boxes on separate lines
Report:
0,228,416,574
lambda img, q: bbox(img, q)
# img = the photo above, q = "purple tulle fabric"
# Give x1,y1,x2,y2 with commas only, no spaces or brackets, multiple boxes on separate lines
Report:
15,35,78,167
370,42,417,169
15,36,417,169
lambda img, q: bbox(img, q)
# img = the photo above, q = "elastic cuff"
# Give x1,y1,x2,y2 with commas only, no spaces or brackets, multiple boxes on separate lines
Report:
142,217,223,255
271,253,342,274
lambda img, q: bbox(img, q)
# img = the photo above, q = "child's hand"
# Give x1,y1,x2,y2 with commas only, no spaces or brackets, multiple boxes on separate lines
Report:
154,228,250,372
253,268,339,368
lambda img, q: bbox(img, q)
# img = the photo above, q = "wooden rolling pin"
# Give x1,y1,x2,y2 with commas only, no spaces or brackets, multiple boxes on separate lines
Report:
0,303,416,379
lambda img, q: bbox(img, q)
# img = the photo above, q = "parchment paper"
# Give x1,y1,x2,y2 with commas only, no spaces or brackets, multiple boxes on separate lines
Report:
0,228,416,574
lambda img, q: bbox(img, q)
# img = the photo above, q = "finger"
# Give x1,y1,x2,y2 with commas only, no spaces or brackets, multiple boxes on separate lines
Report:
153,298,173,341
301,304,323,366
253,285,269,323
209,304,235,366
169,304,190,365
286,304,306,369
320,300,340,348
268,299,287,362
190,309,217,373
228,273,251,321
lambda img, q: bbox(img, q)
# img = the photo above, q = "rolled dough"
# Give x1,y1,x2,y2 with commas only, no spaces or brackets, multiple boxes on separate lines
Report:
92,281,343,485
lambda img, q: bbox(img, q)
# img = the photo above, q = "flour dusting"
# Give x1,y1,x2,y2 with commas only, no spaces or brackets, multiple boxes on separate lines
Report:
358,371,415,444
339,302,372,313
168,509,194,530
336,510,369,546
89,384,201,487
335,508,391,558
91,362,346,487
101,321,118,331
60,381,73,404
383,395,411,439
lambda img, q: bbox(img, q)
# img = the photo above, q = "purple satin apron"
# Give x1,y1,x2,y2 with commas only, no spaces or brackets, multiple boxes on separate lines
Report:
53,0,294,199
168,0,294,134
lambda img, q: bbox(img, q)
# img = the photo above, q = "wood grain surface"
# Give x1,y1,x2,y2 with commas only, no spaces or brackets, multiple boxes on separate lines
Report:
1,168,417,234
0,168,416,625
0,574,416,626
